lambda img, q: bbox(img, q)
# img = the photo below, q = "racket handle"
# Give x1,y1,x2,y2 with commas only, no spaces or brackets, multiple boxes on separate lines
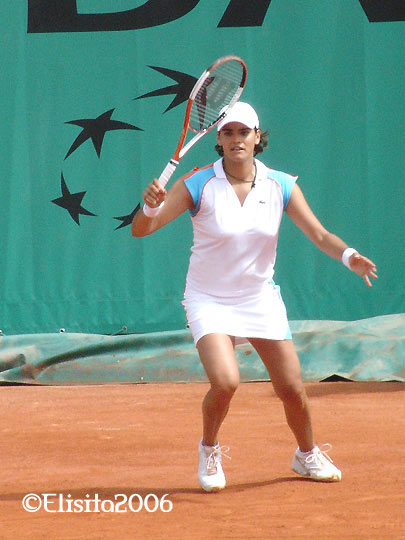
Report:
158,160,179,188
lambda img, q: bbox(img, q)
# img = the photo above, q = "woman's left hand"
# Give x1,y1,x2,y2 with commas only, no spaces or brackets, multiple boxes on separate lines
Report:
349,253,378,287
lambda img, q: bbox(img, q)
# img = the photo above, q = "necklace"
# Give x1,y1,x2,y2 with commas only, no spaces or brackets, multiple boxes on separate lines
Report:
223,161,257,184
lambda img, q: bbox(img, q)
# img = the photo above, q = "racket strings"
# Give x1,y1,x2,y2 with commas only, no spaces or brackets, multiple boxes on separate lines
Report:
190,61,245,132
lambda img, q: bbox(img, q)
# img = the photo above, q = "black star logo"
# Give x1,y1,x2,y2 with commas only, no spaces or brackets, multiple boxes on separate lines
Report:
64,108,143,159
113,204,141,230
52,173,97,225
134,66,197,112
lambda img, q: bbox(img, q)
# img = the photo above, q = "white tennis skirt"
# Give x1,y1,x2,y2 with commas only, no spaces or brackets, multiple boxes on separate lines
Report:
182,282,292,345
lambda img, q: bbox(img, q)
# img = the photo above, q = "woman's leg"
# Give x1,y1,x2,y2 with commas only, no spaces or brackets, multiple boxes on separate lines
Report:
197,333,240,446
249,338,314,452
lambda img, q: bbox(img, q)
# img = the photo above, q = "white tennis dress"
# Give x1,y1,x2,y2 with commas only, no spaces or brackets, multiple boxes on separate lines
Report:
182,158,297,345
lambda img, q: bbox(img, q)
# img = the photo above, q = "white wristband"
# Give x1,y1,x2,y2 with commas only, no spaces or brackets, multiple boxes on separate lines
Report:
143,201,164,218
342,247,357,269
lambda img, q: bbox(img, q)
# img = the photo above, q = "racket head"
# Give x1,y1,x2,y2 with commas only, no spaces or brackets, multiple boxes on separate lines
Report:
188,56,247,134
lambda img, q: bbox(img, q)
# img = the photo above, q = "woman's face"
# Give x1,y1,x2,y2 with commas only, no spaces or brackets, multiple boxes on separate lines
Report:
217,122,261,163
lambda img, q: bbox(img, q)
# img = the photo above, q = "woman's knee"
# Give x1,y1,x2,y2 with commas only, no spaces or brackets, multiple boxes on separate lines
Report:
211,374,240,399
274,381,307,407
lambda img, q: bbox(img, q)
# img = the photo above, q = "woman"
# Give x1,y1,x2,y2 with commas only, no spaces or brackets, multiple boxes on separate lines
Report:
132,102,378,492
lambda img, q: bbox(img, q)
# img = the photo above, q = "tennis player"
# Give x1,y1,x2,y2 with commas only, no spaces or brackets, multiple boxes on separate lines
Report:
132,102,378,492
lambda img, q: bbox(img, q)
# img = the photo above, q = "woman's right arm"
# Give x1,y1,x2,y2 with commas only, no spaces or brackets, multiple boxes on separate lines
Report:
131,176,194,237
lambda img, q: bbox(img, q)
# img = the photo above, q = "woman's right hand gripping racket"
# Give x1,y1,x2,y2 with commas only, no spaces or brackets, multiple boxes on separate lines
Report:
158,55,247,188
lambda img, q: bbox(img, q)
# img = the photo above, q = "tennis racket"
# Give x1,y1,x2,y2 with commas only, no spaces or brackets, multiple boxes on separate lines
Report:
158,55,247,188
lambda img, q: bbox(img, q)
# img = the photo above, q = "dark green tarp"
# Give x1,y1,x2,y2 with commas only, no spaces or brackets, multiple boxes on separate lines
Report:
0,315,403,385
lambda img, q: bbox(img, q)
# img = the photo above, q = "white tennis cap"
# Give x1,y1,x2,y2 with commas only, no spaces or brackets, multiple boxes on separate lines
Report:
217,102,259,131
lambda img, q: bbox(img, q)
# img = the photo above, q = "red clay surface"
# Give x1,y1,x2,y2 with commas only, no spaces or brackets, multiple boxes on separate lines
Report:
0,381,404,540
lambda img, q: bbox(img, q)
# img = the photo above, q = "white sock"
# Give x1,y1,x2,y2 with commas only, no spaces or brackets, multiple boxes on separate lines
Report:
297,446,317,457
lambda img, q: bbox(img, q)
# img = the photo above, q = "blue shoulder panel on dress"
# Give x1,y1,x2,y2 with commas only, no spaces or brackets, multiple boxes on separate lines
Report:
184,166,215,216
267,169,298,209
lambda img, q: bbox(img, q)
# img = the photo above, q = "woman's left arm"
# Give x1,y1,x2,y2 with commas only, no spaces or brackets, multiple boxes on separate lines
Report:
285,184,378,287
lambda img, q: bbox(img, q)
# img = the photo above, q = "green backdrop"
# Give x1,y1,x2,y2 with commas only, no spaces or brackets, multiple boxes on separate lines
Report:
1,1,404,336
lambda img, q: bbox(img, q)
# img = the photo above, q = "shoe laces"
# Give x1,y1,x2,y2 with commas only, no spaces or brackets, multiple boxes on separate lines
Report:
305,444,334,467
205,445,231,475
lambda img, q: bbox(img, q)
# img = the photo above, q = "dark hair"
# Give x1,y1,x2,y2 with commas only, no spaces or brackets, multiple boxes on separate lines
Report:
215,129,269,157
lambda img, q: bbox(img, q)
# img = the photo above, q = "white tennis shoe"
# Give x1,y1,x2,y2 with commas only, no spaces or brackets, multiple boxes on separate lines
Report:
198,439,230,492
291,444,342,482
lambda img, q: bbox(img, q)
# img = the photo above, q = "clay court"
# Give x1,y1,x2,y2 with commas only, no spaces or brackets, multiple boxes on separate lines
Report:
0,380,403,539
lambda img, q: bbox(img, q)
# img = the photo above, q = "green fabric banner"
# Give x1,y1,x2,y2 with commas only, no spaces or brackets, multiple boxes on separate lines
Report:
1,2,404,335
0,315,403,384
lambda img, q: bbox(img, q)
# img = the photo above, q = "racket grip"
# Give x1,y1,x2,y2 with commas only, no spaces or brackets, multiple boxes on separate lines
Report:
158,160,179,188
